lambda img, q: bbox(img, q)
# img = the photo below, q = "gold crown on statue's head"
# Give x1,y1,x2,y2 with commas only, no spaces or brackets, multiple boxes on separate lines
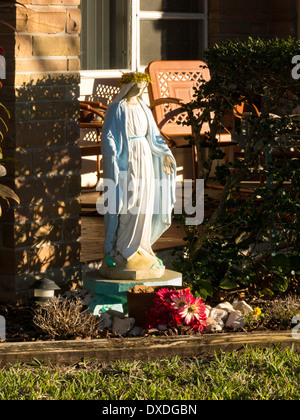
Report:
120,72,152,85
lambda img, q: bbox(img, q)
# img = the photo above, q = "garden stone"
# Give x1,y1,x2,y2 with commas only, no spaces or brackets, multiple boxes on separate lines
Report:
204,317,223,333
204,305,211,318
214,324,223,332
210,308,228,323
82,293,94,306
129,326,144,336
98,310,126,330
215,301,235,313
106,310,126,319
232,300,253,315
158,324,167,331
112,317,135,335
225,311,245,329
98,312,113,330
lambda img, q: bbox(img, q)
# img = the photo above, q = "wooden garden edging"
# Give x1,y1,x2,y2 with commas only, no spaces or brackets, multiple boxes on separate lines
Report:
0,331,299,366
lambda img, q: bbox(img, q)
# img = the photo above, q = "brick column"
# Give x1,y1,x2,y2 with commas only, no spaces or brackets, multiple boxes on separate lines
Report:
0,0,82,303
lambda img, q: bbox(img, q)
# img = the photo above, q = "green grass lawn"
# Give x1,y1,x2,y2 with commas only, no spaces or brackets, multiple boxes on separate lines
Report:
0,346,299,400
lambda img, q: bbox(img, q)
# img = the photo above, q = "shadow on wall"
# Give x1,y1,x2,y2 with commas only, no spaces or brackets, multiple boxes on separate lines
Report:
0,73,82,291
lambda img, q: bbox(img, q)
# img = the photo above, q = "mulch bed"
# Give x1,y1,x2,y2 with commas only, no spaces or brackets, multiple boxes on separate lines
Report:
0,290,297,343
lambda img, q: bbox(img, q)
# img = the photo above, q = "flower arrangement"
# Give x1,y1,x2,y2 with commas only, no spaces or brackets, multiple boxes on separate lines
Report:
120,72,152,86
145,288,207,332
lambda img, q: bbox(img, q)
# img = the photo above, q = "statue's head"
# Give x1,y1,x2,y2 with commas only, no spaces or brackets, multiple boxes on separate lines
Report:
112,72,152,104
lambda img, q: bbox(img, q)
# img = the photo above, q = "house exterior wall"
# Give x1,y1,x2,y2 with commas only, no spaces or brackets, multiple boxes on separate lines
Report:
0,0,298,304
0,0,82,303
208,0,298,45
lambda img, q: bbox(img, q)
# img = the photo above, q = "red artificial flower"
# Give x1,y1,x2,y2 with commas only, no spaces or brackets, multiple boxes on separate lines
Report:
180,298,207,332
145,287,207,332
155,288,174,306
170,288,192,310
0,47,5,57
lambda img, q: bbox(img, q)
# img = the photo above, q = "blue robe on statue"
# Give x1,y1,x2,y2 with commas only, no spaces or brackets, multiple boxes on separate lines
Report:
101,98,176,256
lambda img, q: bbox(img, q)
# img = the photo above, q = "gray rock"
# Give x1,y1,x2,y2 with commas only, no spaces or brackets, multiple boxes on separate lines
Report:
158,324,168,331
129,326,143,336
215,301,235,313
204,305,211,318
232,300,253,315
106,310,125,319
98,312,113,330
225,311,245,329
210,308,229,323
112,317,135,335
204,316,224,333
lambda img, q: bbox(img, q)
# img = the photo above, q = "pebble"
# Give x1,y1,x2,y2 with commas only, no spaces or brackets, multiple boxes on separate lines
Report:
129,326,144,336
210,308,228,322
158,324,168,331
98,312,113,330
232,300,253,315
215,301,235,313
112,317,135,335
204,317,223,333
225,311,245,329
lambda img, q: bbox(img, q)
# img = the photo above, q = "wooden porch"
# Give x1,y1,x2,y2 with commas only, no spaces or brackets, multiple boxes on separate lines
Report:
79,185,228,264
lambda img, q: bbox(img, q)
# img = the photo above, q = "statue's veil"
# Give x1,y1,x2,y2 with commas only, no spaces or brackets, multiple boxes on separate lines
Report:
111,81,137,104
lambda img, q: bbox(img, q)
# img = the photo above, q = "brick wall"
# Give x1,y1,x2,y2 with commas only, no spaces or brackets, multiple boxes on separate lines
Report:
0,0,82,303
208,0,298,46
269,0,298,38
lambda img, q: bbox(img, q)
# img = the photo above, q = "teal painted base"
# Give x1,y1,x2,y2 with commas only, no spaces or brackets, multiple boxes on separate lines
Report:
83,269,182,316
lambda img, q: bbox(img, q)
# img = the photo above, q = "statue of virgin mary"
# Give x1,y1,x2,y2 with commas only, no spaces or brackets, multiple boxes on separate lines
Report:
100,72,176,280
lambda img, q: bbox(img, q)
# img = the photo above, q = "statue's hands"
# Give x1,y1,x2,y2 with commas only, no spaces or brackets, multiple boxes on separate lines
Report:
163,155,175,175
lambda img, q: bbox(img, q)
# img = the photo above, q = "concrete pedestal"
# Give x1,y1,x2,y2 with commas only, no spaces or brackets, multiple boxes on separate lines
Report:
83,269,182,315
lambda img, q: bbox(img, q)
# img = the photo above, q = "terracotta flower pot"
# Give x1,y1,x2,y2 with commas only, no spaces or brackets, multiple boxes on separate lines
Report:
126,285,182,327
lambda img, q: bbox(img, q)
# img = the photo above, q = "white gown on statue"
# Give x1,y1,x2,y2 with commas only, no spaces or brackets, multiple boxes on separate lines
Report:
115,101,156,262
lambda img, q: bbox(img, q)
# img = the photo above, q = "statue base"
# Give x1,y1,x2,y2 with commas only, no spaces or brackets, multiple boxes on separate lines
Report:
83,269,182,316
99,250,166,280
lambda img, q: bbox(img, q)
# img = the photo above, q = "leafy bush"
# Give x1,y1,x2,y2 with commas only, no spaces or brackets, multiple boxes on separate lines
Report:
174,37,300,299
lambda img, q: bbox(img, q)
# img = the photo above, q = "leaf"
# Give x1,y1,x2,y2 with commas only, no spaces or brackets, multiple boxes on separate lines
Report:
199,288,208,301
259,288,274,297
0,102,10,118
197,279,214,297
219,278,239,290
269,253,290,275
0,183,20,204
0,116,8,133
272,277,289,293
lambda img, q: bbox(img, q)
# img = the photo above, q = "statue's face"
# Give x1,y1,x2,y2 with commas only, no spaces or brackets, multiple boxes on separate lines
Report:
127,81,148,98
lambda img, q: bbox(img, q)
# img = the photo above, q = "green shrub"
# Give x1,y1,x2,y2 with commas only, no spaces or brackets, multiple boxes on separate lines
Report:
174,37,300,299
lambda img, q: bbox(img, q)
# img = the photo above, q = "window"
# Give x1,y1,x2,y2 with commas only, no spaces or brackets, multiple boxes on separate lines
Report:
80,0,131,70
80,0,208,72
139,0,206,67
